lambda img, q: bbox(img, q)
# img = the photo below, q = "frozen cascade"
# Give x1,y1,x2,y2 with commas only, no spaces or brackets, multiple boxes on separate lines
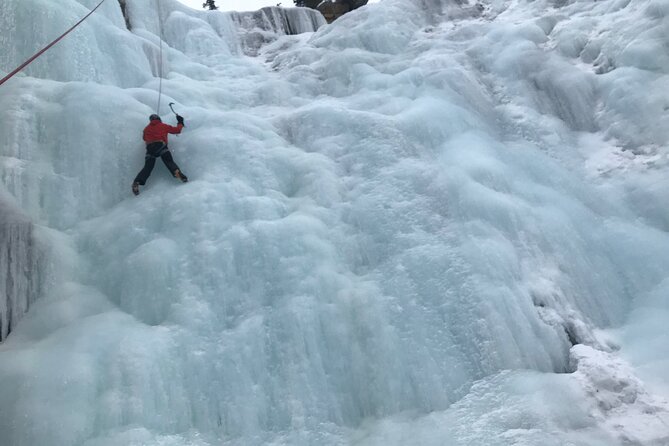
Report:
0,0,668,444
229,7,327,56
119,2,325,59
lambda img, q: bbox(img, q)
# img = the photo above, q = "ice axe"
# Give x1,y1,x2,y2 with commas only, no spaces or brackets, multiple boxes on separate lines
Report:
169,102,185,127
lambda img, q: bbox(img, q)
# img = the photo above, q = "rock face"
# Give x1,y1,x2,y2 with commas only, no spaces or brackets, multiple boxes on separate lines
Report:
343,0,370,9
0,199,40,342
229,7,326,55
318,1,350,23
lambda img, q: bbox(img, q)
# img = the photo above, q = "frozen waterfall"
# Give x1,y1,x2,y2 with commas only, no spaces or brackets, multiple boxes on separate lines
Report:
0,0,668,445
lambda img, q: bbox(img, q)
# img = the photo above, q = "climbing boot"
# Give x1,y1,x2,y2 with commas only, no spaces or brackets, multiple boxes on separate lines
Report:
174,169,188,183
132,182,140,196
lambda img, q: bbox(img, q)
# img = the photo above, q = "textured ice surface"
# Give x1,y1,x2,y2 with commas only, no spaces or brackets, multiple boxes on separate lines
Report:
0,0,668,444
229,7,326,56
352,345,669,446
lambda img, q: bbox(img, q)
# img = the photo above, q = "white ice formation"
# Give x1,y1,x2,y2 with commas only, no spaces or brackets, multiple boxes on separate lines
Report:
0,0,668,444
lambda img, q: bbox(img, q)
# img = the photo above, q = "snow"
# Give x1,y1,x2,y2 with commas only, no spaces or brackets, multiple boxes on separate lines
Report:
353,346,669,446
0,0,668,444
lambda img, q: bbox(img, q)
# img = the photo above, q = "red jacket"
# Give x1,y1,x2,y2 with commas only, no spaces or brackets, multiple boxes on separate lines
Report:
143,120,183,145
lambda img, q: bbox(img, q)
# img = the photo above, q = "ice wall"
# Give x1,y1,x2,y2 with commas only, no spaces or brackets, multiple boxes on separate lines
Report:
0,0,323,227
0,0,668,444
120,2,325,60
0,1,323,84
0,0,149,86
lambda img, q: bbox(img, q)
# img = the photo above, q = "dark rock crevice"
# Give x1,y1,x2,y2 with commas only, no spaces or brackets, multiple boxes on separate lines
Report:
0,202,41,342
118,0,132,30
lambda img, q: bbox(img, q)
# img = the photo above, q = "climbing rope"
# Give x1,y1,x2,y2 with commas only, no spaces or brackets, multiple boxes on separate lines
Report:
0,0,108,87
156,0,165,114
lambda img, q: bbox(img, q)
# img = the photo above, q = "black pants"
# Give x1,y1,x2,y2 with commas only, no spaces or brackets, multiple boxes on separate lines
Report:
134,142,182,185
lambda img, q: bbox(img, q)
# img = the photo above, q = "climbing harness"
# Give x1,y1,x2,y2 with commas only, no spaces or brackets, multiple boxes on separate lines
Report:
146,142,168,159
0,0,108,87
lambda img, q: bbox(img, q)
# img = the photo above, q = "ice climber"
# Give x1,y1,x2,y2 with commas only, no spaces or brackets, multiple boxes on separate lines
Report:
132,113,188,196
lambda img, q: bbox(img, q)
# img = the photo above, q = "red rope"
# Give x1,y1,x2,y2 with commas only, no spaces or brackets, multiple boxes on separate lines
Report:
0,0,107,87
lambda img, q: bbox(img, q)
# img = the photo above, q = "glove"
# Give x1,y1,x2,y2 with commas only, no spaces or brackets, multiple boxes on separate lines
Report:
176,115,184,125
